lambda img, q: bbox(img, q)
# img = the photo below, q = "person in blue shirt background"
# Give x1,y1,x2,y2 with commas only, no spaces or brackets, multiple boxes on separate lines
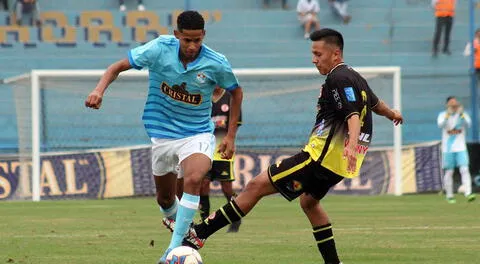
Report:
85,10,243,264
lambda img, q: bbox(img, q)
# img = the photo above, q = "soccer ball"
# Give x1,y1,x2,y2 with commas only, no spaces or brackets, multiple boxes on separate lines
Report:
165,246,203,264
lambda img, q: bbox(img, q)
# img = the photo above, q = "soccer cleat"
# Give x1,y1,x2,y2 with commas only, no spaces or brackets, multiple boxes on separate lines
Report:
467,194,476,202
162,218,205,250
138,4,145,11
227,220,241,233
119,4,126,11
157,247,172,264
447,197,456,204
182,225,206,250
162,218,175,233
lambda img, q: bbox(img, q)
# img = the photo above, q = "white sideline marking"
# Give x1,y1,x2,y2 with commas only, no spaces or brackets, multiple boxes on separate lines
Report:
336,226,480,231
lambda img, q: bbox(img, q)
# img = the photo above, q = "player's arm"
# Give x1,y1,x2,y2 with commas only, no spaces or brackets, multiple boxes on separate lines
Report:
345,113,361,173
215,56,242,159
461,111,472,128
329,77,362,173
221,86,243,159
85,59,132,109
85,38,160,109
371,100,403,125
437,112,448,128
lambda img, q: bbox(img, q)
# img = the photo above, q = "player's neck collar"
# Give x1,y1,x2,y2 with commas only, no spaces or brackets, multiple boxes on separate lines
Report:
328,62,345,76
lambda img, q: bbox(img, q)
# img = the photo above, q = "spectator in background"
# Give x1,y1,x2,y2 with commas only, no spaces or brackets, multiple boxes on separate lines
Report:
432,0,455,57
15,0,41,26
437,96,476,203
328,0,351,24
1,0,8,11
463,28,480,78
297,0,320,39
119,0,145,12
263,0,288,9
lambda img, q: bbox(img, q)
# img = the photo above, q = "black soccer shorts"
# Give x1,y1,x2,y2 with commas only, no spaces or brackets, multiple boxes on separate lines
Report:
267,151,344,201
206,160,235,182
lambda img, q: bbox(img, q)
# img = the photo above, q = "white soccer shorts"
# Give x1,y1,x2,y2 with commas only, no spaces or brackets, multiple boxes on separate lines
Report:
151,133,215,177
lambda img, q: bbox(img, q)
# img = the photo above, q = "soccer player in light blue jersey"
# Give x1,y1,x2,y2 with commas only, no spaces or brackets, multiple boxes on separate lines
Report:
437,96,475,203
85,11,243,264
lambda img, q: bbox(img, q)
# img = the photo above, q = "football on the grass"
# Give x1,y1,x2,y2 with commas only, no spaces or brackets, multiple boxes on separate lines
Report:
165,246,203,264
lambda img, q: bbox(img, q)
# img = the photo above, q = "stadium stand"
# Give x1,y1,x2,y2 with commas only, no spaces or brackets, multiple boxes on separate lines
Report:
0,0,477,152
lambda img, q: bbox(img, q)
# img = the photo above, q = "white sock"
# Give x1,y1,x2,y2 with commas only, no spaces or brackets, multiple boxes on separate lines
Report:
459,166,472,196
443,169,454,198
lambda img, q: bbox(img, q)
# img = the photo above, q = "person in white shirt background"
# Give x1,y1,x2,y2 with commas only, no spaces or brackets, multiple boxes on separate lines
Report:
297,0,321,39
437,96,476,203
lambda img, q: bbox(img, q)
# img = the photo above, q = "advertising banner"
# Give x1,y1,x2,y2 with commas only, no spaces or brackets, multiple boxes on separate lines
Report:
0,142,443,200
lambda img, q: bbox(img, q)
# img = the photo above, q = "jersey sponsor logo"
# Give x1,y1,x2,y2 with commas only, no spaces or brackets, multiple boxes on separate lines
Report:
160,82,202,105
332,89,342,109
196,72,207,84
344,87,356,102
344,133,371,154
343,140,369,154
221,171,229,176
359,132,370,143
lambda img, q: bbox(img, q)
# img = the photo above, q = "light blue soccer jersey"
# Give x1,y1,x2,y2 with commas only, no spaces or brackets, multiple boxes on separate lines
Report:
128,35,240,139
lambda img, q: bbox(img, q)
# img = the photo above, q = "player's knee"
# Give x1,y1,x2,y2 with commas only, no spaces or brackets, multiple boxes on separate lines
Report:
300,194,318,212
183,172,204,187
243,177,266,198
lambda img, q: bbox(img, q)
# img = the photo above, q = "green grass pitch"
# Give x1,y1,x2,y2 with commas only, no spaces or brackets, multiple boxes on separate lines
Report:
1,194,479,264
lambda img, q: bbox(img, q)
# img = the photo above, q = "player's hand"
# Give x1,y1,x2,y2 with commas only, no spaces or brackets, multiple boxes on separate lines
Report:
447,106,455,115
85,90,103,109
389,110,403,126
218,135,235,160
458,105,464,115
343,143,357,174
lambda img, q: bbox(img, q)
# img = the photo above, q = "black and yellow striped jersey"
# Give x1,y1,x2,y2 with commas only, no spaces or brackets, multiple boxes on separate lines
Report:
303,64,379,178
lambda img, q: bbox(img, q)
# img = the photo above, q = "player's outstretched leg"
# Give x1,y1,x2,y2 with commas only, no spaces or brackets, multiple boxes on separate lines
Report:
300,193,341,264
184,170,278,249
221,181,241,233
158,154,209,264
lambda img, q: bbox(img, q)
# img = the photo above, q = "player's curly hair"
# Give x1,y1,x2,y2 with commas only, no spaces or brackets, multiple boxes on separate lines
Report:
177,11,205,32
310,28,344,51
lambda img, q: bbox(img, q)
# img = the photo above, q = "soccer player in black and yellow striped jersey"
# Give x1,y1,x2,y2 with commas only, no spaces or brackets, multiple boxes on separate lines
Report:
168,28,403,264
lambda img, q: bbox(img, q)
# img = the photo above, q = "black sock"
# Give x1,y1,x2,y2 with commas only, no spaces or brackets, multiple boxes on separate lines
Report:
195,199,245,239
199,195,210,220
313,223,340,264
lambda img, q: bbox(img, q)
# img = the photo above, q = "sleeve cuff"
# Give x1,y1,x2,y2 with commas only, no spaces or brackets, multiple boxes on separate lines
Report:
344,112,360,121
128,51,142,70
225,83,240,91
